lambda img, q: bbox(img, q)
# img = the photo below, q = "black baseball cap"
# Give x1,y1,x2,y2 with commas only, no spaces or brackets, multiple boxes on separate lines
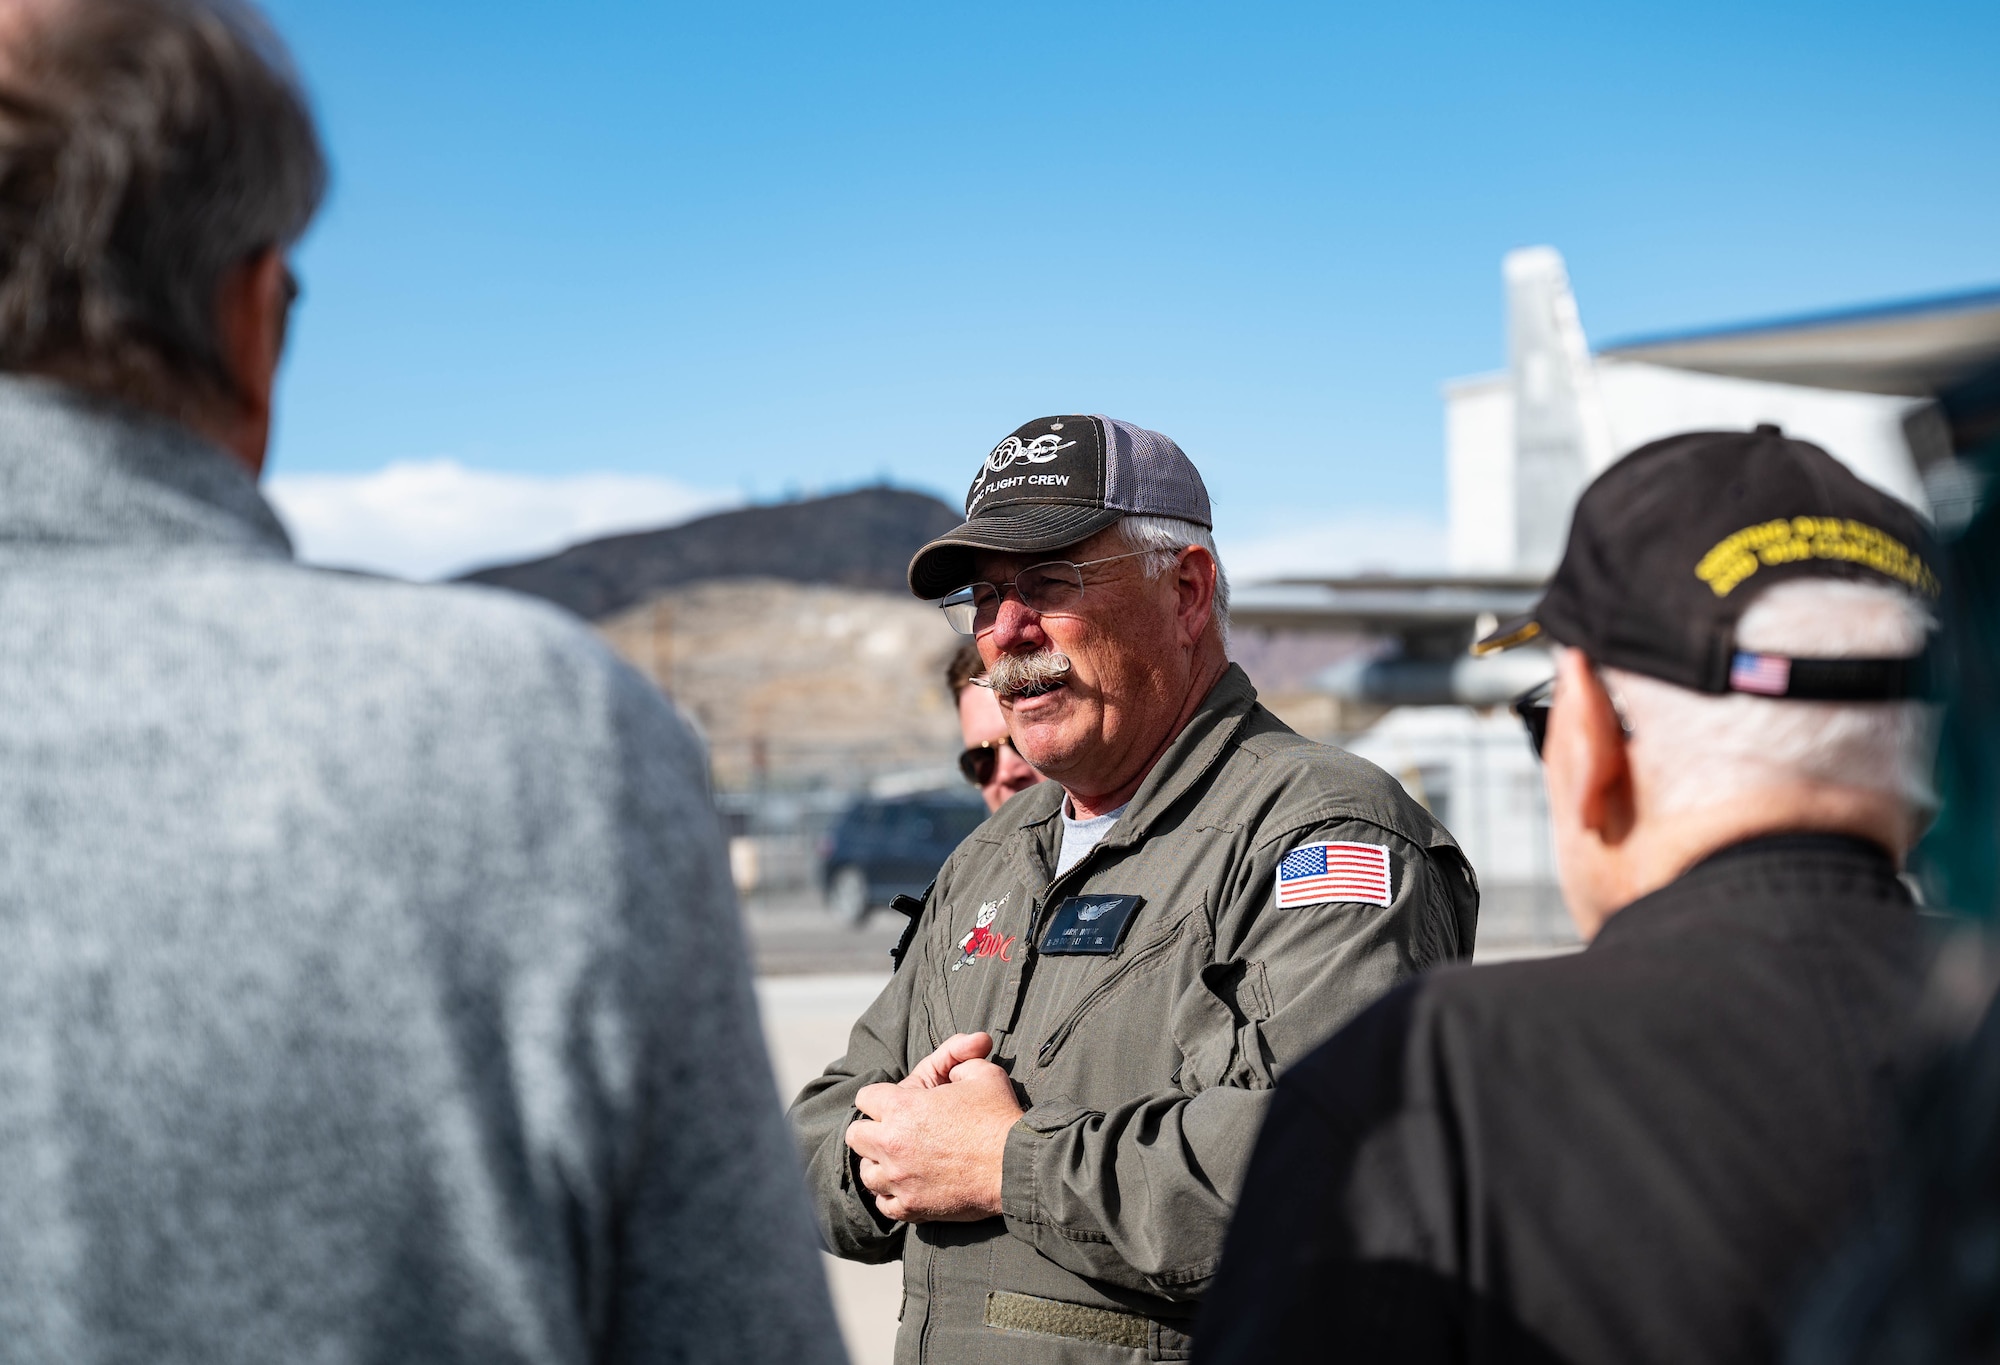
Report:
907,415,1212,600
1472,425,1941,700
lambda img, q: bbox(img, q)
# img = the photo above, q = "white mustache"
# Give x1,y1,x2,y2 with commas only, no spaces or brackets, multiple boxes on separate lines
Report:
981,651,1073,700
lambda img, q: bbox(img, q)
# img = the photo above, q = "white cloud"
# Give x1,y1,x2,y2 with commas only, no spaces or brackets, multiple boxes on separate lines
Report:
264,460,740,580
1218,511,1448,583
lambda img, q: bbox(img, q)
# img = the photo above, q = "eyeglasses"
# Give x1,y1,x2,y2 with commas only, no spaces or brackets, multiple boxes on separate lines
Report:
1509,674,1633,761
958,734,1019,786
938,550,1156,636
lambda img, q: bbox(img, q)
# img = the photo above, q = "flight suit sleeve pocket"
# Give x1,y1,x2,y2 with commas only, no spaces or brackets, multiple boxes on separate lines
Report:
1019,1099,1094,1134
1170,959,1277,1096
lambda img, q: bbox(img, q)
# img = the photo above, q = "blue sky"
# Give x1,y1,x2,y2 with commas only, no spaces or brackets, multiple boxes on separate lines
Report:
258,0,2000,577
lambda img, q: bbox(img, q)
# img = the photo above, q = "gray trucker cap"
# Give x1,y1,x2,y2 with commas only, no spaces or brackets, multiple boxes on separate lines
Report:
907,414,1212,599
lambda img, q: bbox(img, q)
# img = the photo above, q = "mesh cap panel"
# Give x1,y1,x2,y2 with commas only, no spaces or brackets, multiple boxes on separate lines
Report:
1100,416,1211,527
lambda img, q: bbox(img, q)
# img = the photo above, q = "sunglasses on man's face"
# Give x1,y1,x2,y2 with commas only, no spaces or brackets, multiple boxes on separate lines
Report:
1511,678,1555,760
1510,673,1633,761
958,735,1019,786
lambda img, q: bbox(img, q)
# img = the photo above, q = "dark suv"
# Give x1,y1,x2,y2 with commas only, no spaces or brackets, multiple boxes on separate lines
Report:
820,792,986,925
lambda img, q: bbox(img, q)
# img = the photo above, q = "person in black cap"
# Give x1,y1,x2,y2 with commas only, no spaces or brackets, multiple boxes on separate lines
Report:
1197,425,1942,1365
789,415,1479,1363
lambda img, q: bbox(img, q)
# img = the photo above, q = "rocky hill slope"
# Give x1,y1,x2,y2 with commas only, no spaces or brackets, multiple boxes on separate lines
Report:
456,486,961,619
595,580,963,792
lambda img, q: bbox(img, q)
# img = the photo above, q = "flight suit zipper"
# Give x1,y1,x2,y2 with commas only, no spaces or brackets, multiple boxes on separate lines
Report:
1035,913,1192,1068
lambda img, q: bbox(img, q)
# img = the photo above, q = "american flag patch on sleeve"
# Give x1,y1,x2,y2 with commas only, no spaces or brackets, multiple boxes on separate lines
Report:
1275,841,1393,909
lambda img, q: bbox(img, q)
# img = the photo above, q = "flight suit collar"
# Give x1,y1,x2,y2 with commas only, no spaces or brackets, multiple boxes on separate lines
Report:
1108,662,1259,844
980,663,1262,1056
1010,662,1261,865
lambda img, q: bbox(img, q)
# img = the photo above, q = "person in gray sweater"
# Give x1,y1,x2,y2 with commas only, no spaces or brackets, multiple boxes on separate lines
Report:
0,3,846,1363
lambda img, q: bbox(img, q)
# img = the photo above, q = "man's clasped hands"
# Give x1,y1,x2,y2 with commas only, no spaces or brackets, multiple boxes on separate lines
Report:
845,1031,1026,1224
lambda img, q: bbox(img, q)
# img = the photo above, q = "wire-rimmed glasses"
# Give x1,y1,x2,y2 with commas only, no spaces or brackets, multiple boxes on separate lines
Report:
938,550,1154,636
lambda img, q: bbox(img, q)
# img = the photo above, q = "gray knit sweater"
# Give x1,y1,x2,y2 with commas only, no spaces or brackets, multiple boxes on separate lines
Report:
0,376,845,1365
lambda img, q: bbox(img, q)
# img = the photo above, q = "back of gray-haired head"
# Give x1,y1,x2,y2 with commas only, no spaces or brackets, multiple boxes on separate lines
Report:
0,0,326,417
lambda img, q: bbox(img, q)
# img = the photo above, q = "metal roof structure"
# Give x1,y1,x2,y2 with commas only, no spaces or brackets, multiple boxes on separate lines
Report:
1231,273,2000,703
1601,285,2000,452
1230,576,1543,636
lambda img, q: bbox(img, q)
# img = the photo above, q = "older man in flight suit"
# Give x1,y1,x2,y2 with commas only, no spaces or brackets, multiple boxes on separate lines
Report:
790,415,1480,1362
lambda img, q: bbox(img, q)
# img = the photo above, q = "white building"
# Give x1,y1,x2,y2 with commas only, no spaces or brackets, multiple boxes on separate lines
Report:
1446,247,1938,577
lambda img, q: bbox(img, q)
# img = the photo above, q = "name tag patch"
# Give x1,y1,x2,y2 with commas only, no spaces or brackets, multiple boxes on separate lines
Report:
1276,841,1393,908
1038,894,1145,955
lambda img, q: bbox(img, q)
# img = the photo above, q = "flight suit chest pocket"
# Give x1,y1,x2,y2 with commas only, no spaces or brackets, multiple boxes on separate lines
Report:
1031,898,1208,1073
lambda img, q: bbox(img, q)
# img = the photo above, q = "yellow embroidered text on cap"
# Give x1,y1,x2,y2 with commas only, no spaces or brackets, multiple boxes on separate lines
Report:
1694,517,1940,599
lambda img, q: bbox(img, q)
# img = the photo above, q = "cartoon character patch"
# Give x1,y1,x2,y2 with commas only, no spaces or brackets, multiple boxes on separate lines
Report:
953,894,1016,971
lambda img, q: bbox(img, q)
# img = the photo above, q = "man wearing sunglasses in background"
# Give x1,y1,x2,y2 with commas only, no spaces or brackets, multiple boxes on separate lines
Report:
791,415,1479,1362
1199,427,1941,1365
949,641,1046,812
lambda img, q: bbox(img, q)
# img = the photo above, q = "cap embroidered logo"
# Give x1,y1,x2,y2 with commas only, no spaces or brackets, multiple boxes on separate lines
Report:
962,416,1107,519
971,431,1075,492
1695,517,1940,599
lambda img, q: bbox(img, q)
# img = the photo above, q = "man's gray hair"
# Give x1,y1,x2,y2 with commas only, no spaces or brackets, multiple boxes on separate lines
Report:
0,0,326,416
1113,515,1231,644
1603,579,1938,817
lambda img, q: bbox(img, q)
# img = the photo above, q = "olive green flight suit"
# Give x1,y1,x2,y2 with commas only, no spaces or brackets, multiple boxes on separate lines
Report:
789,666,1479,1362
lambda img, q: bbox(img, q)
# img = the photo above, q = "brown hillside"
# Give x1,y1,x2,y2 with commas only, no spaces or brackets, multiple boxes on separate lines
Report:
596,579,964,792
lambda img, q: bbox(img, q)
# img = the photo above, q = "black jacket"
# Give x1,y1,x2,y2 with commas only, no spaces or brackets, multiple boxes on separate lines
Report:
1196,834,1922,1365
